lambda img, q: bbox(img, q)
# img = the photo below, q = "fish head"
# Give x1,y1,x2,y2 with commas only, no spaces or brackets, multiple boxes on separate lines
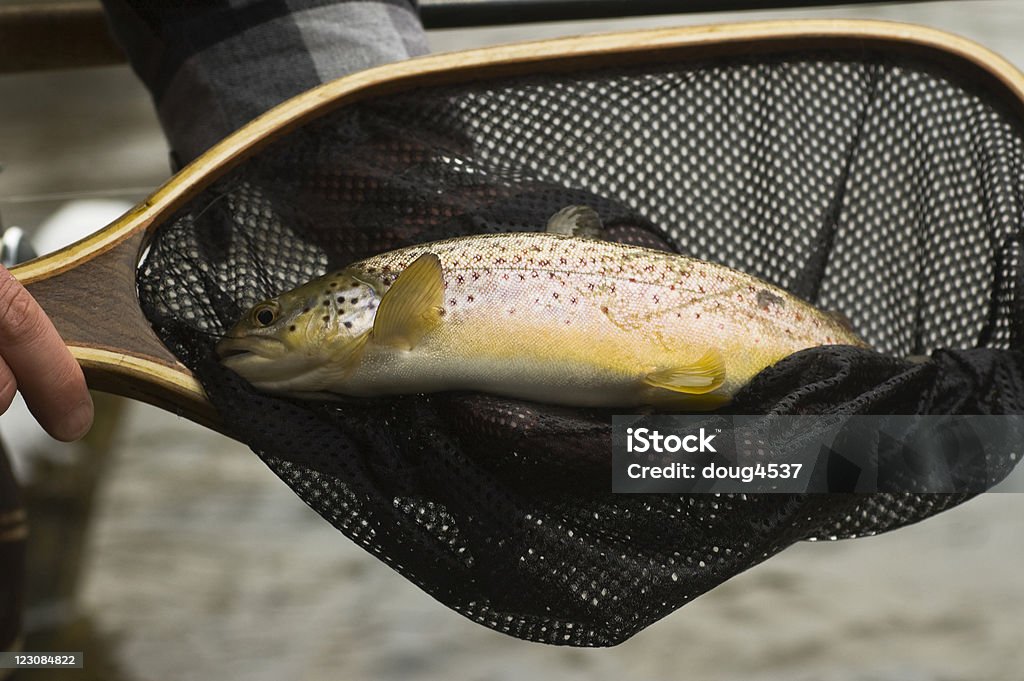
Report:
217,270,380,393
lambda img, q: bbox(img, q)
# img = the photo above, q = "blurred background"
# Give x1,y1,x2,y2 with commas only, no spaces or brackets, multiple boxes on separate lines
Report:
2,1,1023,680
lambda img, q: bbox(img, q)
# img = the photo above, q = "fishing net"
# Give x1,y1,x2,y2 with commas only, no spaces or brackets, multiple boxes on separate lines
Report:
136,45,1024,645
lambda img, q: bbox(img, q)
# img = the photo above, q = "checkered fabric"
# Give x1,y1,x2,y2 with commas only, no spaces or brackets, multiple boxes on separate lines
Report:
101,0,427,165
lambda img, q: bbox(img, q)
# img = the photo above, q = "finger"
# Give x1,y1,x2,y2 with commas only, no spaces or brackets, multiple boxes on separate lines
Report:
0,269,93,441
0,355,16,416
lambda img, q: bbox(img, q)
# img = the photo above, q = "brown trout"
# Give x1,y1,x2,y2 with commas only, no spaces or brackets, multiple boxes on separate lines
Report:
217,208,865,409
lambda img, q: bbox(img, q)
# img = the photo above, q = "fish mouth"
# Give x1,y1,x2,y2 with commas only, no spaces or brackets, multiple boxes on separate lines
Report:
216,336,286,362
216,335,325,391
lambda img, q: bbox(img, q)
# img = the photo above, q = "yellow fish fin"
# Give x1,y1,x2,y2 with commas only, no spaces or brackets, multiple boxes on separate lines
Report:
372,253,444,349
643,349,725,395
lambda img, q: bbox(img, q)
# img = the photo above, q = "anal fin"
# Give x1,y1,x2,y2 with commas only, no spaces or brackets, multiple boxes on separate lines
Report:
643,349,725,395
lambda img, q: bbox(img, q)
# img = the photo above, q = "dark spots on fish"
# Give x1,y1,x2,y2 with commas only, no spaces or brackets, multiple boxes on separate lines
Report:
699,285,705,294
344,321,353,329
601,305,609,314
629,277,637,283
531,272,539,279
322,315,330,322
756,290,784,309
349,297,358,304
323,300,330,306
570,297,577,304
289,325,297,332
796,313,804,322
552,292,559,299
330,282,338,288
518,274,526,281
587,283,595,291
449,298,457,306
653,294,660,304
365,267,376,274
467,295,475,303
337,297,345,304
696,313,701,319
456,274,465,284
302,307,311,314
350,282,359,289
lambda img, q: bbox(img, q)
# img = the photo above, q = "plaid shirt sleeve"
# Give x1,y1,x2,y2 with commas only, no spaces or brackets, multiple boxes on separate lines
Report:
100,0,427,166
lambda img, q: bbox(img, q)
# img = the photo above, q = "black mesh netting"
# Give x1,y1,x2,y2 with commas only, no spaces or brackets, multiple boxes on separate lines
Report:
137,49,1024,645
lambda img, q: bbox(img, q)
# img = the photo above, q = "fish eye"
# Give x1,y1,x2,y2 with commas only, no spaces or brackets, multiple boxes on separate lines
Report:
253,305,276,326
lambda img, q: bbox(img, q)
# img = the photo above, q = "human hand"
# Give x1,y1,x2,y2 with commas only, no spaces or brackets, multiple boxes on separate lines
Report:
0,266,93,441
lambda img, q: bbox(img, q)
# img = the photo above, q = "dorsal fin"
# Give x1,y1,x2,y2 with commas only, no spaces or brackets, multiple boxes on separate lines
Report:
371,253,444,349
546,205,604,238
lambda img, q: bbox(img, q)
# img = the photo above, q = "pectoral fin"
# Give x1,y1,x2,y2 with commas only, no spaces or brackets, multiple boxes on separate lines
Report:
643,349,725,395
372,253,444,349
546,205,604,238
